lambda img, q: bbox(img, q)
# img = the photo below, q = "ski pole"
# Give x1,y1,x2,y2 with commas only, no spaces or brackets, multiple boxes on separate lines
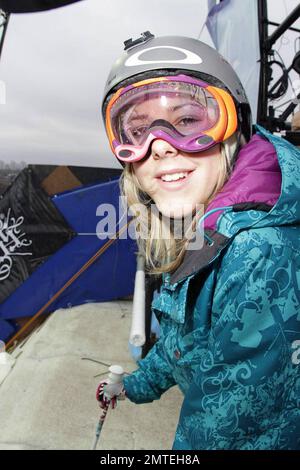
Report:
92,365,124,450
91,401,110,450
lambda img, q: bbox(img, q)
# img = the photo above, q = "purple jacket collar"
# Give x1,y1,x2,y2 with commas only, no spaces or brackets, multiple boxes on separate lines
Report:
204,134,282,231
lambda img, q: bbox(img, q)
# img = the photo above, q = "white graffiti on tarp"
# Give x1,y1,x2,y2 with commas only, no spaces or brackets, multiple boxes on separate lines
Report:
0,208,33,281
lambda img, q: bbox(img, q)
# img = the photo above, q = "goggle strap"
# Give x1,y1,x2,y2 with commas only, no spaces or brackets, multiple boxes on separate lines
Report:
105,87,124,152
216,88,238,140
203,86,228,142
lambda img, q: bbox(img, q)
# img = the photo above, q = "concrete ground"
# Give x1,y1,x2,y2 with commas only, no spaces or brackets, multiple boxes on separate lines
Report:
0,301,183,450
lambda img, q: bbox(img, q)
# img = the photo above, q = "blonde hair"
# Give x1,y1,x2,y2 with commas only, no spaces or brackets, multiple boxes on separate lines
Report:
120,133,242,277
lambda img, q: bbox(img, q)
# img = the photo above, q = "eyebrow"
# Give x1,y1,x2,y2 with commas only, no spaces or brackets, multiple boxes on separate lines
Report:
128,102,201,122
171,102,203,112
129,113,149,122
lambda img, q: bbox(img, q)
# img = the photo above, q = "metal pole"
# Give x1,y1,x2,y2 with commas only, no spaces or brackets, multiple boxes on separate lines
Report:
266,4,300,50
129,253,146,348
257,0,269,126
91,402,110,450
279,92,300,122
0,10,10,61
268,63,292,98
267,20,300,35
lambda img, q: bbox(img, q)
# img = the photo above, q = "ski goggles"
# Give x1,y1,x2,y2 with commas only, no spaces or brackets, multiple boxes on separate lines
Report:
105,74,237,163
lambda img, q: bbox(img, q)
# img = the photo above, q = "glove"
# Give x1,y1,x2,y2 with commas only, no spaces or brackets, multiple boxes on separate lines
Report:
96,380,126,410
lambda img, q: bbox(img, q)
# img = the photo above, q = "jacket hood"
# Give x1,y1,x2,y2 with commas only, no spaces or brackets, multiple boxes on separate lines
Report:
203,125,300,237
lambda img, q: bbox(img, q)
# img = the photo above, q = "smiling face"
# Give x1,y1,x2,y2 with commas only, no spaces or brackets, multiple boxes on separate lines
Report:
129,94,223,219
132,139,222,218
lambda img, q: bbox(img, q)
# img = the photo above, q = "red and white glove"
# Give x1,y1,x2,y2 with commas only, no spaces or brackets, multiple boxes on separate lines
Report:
96,380,126,410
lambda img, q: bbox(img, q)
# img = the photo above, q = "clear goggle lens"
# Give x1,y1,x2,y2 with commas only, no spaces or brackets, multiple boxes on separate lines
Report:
110,81,220,146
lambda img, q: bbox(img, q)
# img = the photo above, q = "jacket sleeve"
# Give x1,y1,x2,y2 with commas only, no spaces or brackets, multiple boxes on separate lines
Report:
174,241,300,450
123,336,176,404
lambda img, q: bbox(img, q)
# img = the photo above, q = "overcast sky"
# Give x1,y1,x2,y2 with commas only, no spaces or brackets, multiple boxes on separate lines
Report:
0,0,299,168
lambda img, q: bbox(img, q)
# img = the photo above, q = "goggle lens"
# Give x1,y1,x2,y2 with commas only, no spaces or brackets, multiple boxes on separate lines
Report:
110,82,219,146
105,75,237,162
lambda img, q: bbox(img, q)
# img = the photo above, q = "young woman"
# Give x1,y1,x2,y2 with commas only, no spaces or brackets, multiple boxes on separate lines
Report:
97,33,300,450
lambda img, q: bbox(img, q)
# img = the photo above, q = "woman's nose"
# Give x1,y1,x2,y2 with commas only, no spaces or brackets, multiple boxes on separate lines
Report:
151,139,179,160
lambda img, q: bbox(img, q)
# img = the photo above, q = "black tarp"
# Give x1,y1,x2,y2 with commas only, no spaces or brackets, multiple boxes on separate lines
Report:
0,167,75,304
0,0,83,13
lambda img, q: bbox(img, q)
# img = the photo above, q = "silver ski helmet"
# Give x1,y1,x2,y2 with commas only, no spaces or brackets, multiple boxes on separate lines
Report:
102,31,252,143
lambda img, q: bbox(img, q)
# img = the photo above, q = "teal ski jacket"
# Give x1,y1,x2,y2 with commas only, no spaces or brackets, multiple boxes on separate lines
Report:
123,126,300,450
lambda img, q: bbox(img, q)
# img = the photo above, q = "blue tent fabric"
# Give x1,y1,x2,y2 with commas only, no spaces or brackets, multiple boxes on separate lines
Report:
0,178,137,339
0,319,16,342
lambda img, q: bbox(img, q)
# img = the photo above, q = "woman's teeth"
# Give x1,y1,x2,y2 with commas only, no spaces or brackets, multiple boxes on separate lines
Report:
160,172,189,182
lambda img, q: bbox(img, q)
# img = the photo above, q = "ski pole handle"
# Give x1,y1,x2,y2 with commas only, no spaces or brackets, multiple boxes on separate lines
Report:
92,365,125,450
